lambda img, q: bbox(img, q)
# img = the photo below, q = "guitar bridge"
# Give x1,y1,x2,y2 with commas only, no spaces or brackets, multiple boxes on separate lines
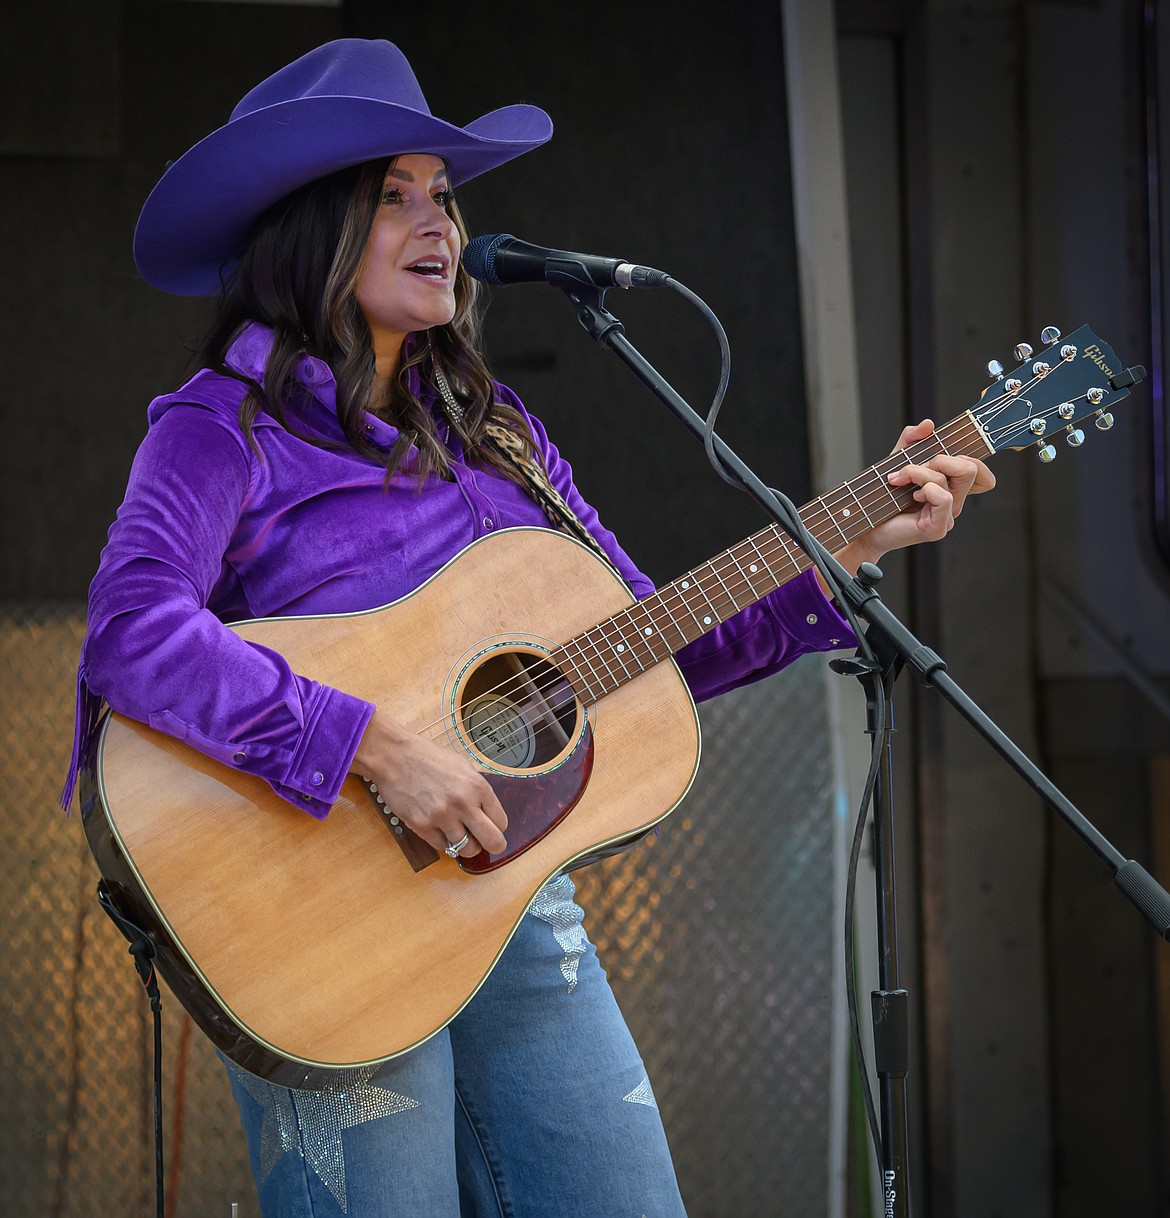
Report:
357,775,440,873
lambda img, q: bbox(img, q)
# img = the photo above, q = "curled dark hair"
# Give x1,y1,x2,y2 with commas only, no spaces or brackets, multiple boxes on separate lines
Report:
194,157,536,482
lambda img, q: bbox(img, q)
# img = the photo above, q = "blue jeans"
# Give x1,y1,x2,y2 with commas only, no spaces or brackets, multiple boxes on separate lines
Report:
223,876,687,1216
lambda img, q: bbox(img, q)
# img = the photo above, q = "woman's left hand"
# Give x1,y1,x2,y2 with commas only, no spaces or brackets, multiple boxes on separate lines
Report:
820,418,997,588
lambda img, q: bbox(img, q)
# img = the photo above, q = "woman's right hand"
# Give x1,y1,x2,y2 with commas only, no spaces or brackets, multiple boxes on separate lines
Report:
351,708,508,858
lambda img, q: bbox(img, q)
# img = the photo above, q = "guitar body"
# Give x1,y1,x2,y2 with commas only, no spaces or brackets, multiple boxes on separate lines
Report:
80,527,701,1087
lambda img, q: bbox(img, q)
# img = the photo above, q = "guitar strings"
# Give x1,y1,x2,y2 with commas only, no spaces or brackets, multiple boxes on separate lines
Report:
409,371,1099,753
406,433,950,748
414,395,1075,757
410,390,1087,752
405,412,1006,753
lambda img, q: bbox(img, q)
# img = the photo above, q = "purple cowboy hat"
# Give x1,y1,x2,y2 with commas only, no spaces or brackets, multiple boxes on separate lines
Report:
134,39,553,296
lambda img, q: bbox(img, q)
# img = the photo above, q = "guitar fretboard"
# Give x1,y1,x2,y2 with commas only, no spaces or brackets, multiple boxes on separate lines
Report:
552,412,990,704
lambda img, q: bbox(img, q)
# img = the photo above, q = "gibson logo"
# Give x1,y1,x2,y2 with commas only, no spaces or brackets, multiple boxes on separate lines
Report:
1082,343,1116,382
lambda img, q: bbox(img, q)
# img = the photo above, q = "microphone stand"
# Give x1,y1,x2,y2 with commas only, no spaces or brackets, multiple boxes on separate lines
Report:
547,275,1170,1217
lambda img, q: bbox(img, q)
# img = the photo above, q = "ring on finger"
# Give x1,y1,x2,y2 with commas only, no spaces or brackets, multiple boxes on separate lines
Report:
444,832,471,858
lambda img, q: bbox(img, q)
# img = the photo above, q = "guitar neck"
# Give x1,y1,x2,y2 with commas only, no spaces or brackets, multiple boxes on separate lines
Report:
554,411,991,704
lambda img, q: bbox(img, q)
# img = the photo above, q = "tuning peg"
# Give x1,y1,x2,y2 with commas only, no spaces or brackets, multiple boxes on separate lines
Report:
1095,411,1115,430
1040,326,1061,344
1014,342,1033,361
1065,428,1085,447
1058,403,1075,419
1005,377,1023,393
1038,443,1057,463
1060,344,1077,360
1087,387,1105,405
1029,418,1047,435
1032,361,1051,376
987,359,1004,378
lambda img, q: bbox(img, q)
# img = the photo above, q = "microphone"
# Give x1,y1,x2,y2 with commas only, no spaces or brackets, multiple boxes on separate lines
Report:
463,233,670,290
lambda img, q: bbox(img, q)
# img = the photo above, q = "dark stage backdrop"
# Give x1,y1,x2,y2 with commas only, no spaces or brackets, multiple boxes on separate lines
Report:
1,0,810,598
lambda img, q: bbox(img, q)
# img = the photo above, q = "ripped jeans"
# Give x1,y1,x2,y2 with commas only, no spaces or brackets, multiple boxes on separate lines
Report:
223,875,687,1217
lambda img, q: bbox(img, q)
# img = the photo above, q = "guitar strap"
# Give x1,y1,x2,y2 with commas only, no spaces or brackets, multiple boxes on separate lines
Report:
427,342,618,571
482,422,619,572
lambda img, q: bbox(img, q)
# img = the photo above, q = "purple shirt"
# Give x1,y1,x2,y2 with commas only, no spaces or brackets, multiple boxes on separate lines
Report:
63,323,854,815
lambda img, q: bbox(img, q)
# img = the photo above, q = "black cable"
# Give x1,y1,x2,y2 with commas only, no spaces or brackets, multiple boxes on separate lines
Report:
97,882,165,1218
662,276,876,650
661,278,739,490
842,677,889,1164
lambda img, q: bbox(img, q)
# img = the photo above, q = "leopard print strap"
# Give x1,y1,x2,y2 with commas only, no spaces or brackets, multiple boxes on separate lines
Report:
428,340,616,571
482,423,618,572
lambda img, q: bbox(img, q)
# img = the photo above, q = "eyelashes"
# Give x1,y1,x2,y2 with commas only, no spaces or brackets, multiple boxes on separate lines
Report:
380,187,455,211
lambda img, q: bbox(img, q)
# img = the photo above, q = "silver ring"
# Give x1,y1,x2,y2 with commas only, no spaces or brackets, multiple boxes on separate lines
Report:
444,833,471,858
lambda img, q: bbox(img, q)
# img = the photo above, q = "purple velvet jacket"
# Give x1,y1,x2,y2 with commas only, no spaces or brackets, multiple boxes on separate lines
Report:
63,323,854,815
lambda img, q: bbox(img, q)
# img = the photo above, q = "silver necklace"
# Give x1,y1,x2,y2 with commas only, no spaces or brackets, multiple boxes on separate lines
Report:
428,337,465,425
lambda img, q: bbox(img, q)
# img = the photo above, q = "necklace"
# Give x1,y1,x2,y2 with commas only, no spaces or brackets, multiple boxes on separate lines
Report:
427,337,465,426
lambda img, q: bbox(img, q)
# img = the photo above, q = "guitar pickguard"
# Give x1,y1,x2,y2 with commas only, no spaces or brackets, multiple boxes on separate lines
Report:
463,729,594,873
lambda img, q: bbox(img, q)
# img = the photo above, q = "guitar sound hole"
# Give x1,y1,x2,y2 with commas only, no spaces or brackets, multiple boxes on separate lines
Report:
457,652,579,771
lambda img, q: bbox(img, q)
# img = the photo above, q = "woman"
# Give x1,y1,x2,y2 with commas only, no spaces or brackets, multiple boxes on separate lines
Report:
64,38,992,1217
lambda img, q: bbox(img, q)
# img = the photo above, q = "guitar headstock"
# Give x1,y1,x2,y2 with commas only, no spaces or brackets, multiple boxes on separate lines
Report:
970,325,1145,461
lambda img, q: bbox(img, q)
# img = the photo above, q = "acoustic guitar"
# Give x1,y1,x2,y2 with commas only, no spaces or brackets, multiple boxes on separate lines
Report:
78,326,1142,1087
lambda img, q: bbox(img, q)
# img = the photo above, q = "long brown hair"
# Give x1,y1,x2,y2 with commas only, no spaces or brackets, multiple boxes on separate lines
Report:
194,157,537,482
